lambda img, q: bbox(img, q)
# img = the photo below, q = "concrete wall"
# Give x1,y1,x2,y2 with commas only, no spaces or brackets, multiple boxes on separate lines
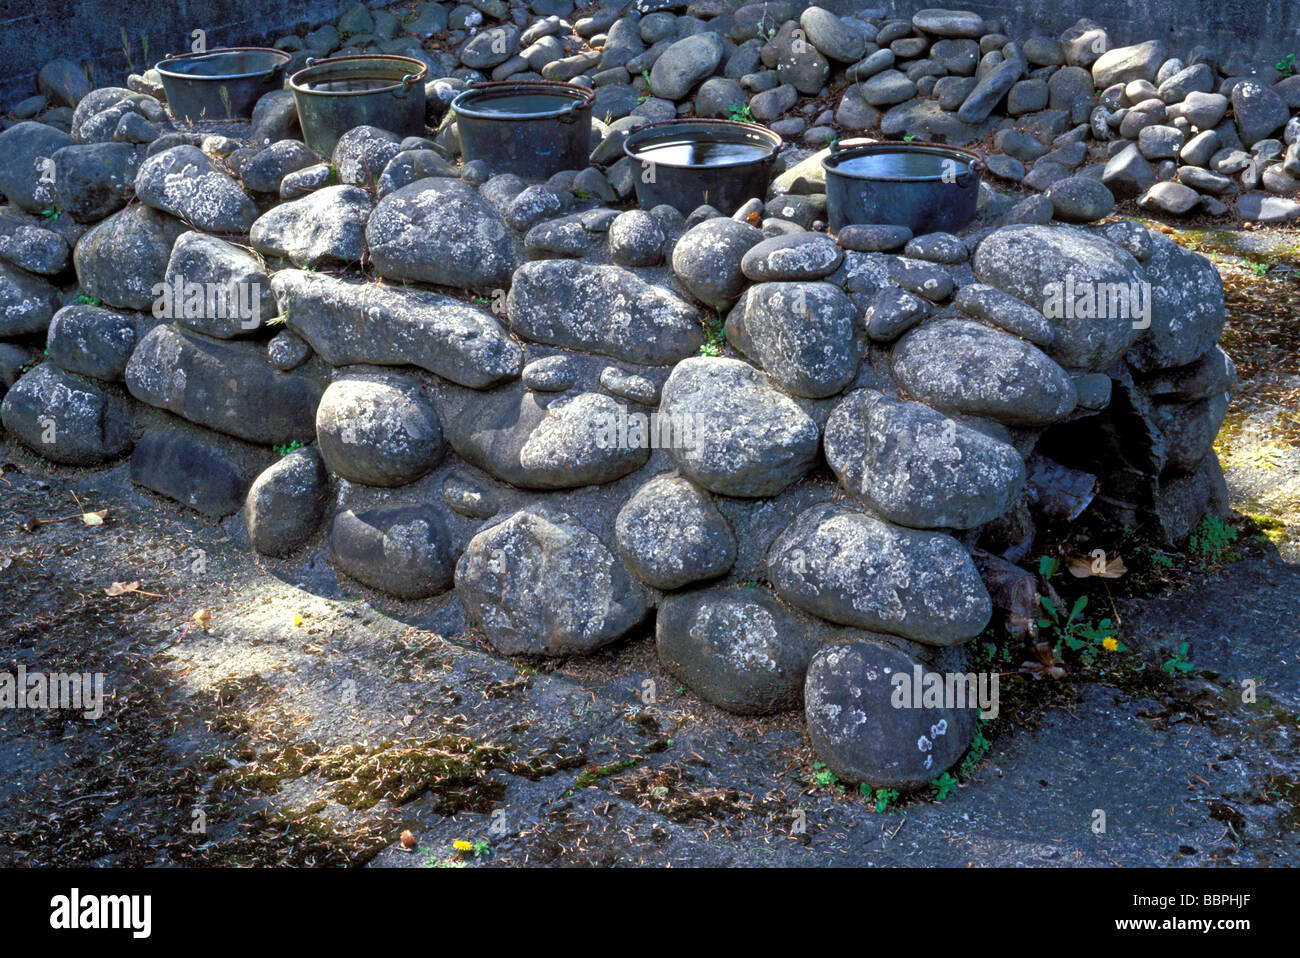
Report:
0,0,388,105
4,1,1296,108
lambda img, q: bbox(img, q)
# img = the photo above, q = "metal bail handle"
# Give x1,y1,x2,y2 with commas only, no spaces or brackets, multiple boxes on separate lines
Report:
395,72,419,98
955,154,985,187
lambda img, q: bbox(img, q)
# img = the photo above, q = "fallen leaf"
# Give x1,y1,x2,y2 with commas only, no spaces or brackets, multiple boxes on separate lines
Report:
105,580,141,596
400,830,417,849
1067,554,1127,579
22,516,40,533
1020,641,1067,681
81,510,108,526
193,609,212,632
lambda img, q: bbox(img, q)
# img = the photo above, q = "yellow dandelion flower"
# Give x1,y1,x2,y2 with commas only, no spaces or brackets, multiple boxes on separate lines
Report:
1102,637,1119,652
453,840,473,852
293,613,304,627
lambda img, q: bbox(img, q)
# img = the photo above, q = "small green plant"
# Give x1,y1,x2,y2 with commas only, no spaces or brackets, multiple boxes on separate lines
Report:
39,207,60,221
1038,592,1123,666
472,838,492,859
120,27,135,73
699,312,725,356
219,85,233,121
641,68,654,97
273,439,304,457
73,291,100,306
1161,640,1195,675
902,134,916,142
728,103,755,123
1277,53,1297,78
1186,515,1239,565
958,726,991,778
930,772,959,801
570,757,640,793
1149,550,1175,570
812,762,838,788
862,785,899,812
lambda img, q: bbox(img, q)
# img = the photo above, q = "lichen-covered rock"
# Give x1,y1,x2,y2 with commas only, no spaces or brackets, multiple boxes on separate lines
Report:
125,324,322,444
134,146,260,233
891,320,1077,427
615,472,737,589
316,373,445,487
740,233,843,281
607,210,666,267
1127,232,1225,373
0,363,133,464
863,285,928,343
0,214,69,276
657,586,816,715
270,270,522,388
164,231,272,338
0,122,75,213
972,225,1147,369
367,177,520,289
52,142,141,223
650,33,726,100
240,139,319,194
455,505,650,655
330,504,457,599
671,217,765,310
0,261,62,338
250,185,373,267
805,638,978,787
952,283,1054,347
45,305,137,381
659,357,820,497
731,281,862,398
73,203,186,311
445,385,650,489
768,502,992,645
332,125,403,187
245,446,329,556
506,260,702,365
825,389,1026,530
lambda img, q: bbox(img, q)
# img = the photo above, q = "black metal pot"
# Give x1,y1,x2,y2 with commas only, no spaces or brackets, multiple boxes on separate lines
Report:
155,47,291,122
451,81,594,180
289,55,428,158
622,118,782,216
822,140,984,235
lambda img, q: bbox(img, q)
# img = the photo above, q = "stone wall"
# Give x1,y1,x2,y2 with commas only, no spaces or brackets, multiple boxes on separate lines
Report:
0,0,385,104
865,0,1298,63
